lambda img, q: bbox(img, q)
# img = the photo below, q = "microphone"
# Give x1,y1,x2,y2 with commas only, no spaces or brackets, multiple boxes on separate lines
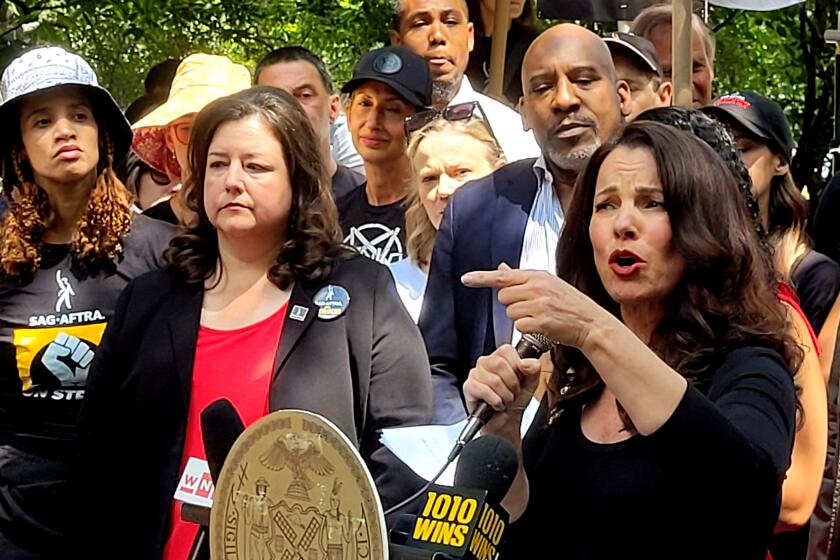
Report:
390,435,519,559
451,333,556,461
384,333,554,520
186,399,245,560
453,435,518,506
200,398,245,482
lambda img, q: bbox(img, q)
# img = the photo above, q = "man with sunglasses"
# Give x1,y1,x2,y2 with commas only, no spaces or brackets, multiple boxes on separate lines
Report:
390,0,539,163
419,23,630,423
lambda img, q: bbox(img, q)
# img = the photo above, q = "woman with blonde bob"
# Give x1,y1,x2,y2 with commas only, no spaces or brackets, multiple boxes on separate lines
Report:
0,47,171,557
390,116,506,320
77,87,432,559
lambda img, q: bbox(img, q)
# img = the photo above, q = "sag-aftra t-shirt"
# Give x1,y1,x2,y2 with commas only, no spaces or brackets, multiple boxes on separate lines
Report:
0,215,171,455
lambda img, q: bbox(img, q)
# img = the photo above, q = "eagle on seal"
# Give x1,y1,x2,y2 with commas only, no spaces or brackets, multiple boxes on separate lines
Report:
259,433,335,500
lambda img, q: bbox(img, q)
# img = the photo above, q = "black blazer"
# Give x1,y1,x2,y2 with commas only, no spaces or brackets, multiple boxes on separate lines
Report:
76,254,432,559
418,159,538,423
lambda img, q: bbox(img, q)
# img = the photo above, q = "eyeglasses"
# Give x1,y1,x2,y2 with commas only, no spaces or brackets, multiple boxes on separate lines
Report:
172,122,192,145
147,168,171,186
404,101,494,138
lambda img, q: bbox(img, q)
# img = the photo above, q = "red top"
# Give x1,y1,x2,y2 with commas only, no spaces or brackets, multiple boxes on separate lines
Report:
163,303,288,560
778,280,820,356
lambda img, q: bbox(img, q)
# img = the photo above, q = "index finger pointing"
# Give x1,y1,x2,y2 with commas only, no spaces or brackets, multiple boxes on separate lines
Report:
461,270,507,288
461,267,530,288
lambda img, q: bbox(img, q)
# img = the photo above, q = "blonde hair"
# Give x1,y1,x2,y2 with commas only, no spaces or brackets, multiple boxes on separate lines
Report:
767,171,810,281
405,118,505,268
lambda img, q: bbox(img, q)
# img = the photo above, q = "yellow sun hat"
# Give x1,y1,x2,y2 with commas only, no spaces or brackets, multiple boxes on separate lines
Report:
131,53,251,175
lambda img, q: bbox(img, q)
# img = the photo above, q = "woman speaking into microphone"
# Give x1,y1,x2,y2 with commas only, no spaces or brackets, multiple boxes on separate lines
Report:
462,121,800,558
76,87,432,559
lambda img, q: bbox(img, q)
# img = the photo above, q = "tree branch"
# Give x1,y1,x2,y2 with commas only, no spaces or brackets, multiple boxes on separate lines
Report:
711,10,740,33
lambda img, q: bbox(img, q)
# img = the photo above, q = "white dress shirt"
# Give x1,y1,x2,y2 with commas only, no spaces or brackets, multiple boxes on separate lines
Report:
387,257,428,324
330,113,365,174
450,78,540,163
513,155,565,344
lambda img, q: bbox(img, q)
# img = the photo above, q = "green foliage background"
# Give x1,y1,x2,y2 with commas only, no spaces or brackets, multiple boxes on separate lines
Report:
709,0,837,199
0,0,394,105
1,0,839,198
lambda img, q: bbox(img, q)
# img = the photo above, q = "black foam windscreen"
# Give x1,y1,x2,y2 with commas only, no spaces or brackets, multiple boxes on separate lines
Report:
200,398,245,483
453,435,518,505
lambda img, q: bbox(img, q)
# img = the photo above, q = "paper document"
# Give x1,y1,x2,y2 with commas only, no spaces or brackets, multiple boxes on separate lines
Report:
381,420,465,486
381,397,541,485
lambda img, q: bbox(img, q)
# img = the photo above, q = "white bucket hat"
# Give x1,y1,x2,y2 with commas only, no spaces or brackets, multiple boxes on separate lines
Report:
0,46,132,190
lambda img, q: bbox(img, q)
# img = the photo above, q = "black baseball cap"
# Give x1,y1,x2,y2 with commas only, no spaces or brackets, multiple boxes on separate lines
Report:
604,32,662,77
703,91,794,162
341,46,432,109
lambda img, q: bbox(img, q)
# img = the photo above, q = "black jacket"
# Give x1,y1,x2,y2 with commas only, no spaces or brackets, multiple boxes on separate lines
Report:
76,254,432,559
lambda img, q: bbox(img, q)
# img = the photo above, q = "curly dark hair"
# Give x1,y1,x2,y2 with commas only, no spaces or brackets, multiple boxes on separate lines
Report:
164,86,343,289
548,121,802,423
0,99,133,279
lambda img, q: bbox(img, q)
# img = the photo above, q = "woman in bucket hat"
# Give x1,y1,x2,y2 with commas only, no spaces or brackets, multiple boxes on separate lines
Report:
0,46,172,557
132,53,251,224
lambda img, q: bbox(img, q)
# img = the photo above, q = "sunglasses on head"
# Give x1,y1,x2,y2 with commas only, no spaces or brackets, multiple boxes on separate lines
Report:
404,101,494,138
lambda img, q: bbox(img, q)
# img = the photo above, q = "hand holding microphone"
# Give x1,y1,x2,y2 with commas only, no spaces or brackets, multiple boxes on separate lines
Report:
460,263,601,446
388,265,574,518
462,343,544,439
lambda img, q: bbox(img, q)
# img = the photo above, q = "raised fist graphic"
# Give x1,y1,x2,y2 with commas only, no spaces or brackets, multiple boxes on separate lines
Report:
41,332,95,387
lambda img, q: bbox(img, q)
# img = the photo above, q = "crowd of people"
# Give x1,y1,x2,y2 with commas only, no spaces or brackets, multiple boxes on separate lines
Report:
1,1,839,559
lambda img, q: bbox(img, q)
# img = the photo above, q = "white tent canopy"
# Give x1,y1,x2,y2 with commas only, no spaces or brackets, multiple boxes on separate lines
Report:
709,0,803,10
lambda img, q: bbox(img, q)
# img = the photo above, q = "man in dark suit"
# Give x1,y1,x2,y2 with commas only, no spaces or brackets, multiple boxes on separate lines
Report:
419,23,630,423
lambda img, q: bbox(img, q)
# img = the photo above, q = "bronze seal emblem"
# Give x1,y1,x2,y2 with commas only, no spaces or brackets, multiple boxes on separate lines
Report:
209,410,387,559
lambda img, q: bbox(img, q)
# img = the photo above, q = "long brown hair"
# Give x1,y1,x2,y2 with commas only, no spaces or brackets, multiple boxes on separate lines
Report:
549,121,801,418
767,170,809,281
164,86,343,290
0,97,133,279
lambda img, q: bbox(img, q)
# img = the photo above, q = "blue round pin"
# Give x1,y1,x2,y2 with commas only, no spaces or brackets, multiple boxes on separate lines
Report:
313,285,351,320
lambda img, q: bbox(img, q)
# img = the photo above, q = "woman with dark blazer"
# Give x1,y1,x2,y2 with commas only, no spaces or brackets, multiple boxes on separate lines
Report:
76,87,432,559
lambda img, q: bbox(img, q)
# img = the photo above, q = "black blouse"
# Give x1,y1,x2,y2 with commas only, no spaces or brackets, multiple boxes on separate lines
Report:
506,346,797,559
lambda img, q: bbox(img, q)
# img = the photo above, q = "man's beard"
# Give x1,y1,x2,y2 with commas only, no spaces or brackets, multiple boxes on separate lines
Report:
432,77,460,108
545,139,601,173
544,115,601,173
